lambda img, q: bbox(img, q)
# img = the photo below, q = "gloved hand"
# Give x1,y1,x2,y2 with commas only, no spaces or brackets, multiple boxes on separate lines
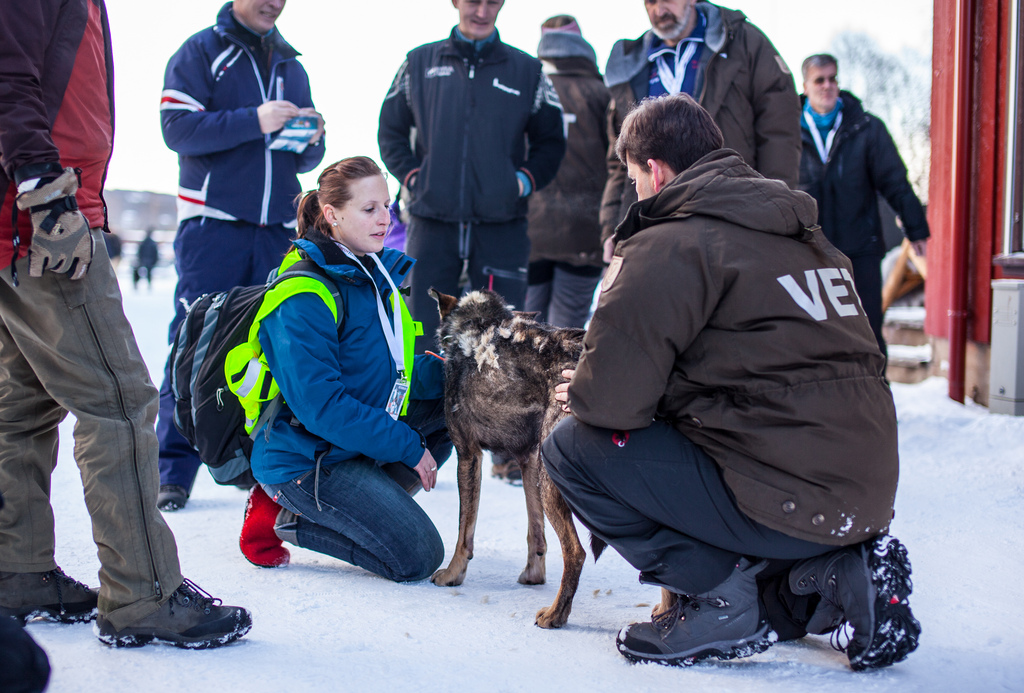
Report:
15,167,94,280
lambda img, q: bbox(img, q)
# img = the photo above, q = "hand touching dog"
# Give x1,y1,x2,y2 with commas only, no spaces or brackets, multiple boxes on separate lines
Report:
555,369,574,414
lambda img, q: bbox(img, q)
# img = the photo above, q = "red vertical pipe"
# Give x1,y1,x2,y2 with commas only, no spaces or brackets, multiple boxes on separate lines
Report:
948,0,975,403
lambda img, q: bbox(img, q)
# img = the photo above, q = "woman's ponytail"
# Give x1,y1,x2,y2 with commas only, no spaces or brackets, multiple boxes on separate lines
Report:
295,189,323,239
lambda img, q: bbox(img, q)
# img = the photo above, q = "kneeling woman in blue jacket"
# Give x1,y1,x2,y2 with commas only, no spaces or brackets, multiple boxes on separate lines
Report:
239,156,451,581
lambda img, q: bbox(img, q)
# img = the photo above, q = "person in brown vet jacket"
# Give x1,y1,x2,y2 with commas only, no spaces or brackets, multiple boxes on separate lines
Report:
541,93,920,669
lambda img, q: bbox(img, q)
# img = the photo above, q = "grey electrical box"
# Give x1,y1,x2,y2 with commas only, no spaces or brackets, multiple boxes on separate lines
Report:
989,280,1024,415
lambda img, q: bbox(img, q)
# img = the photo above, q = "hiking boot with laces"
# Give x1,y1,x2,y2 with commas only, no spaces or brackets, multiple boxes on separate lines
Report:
94,579,252,649
0,568,98,624
616,558,776,666
789,534,920,671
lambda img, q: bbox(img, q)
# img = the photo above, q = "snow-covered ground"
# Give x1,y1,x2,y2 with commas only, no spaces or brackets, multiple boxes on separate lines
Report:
22,266,1024,693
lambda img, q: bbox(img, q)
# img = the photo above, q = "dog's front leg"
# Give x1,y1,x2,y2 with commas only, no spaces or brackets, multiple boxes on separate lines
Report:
518,452,547,586
431,444,482,587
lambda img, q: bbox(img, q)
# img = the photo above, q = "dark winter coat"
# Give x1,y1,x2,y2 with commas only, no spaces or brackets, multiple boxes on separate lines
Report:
526,54,610,268
160,3,324,227
378,29,566,224
569,149,898,546
251,236,444,486
0,0,114,270
135,235,159,270
599,2,801,241
798,91,929,258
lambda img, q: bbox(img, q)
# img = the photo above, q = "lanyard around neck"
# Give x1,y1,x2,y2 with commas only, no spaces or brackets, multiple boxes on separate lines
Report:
336,243,405,375
655,40,699,95
804,110,843,164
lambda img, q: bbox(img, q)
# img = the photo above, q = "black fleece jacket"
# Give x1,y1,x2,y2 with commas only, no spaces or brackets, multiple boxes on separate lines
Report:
378,29,566,224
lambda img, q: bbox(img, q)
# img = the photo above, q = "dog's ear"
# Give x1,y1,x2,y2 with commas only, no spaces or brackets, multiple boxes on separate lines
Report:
429,288,459,319
513,310,541,322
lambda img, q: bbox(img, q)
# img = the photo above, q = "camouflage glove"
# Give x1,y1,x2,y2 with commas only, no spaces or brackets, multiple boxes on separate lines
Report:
15,168,94,280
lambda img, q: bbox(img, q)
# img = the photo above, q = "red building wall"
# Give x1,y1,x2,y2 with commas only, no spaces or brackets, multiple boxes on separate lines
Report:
926,0,1011,345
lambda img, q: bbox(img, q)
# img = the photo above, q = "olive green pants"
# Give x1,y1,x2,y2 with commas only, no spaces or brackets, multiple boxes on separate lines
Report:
0,230,182,629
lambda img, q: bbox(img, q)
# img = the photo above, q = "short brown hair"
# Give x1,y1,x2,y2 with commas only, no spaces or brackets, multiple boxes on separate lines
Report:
296,157,383,239
615,93,724,174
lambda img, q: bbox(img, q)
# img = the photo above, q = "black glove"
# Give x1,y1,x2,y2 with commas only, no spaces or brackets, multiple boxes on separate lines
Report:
15,167,94,280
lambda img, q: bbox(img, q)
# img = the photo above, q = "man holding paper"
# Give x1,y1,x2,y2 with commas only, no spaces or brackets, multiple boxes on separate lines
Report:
156,0,325,511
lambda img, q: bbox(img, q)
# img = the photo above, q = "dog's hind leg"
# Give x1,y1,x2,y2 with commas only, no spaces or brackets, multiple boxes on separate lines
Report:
653,588,680,619
517,452,547,586
431,442,483,587
534,472,586,629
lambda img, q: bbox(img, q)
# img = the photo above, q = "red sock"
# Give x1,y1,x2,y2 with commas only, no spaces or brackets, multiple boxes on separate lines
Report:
239,485,290,568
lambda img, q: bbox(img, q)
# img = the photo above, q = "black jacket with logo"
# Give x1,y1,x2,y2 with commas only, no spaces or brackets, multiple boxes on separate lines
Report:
378,29,566,224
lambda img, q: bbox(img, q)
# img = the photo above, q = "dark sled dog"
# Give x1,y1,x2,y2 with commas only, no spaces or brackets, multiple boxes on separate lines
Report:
428,289,592,628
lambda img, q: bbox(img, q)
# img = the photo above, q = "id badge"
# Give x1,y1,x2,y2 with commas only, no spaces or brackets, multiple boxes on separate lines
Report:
385,376,410,420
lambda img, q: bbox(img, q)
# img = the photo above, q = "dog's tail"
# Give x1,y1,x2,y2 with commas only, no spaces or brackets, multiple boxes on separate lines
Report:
590,533,607,562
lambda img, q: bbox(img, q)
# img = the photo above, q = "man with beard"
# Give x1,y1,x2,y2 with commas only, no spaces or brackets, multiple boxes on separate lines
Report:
600,0,800,259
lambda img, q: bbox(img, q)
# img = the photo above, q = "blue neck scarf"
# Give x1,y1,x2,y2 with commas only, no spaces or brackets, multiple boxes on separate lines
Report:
803,98,844,139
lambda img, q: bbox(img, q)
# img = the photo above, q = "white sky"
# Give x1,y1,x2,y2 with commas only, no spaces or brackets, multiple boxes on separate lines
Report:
103,0,934,196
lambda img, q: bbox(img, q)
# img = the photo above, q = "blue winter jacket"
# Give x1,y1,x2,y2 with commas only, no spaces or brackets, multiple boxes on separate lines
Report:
160,2,324,227
250,237,445,486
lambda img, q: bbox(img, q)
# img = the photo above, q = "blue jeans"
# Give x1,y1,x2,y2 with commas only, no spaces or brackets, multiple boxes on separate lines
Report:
404,216,529,354
263,397,451,582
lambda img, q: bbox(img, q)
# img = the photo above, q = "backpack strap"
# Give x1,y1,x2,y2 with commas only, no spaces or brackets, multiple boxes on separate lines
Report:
225,256,345,433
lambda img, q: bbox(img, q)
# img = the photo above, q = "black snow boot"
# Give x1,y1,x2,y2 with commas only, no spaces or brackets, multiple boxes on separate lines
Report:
94,578,252,649
0,568,98,624
157,484,188,512
789,534,920,671
616,558,776,666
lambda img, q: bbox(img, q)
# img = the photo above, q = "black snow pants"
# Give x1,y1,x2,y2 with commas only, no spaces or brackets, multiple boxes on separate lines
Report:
404,215,529,354
541,416,837,640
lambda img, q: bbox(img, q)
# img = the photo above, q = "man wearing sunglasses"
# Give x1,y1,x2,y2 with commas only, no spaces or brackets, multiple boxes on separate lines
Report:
798,53,929,359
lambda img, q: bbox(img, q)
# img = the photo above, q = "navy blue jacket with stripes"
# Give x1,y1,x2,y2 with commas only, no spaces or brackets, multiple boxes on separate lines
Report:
378,29,566,224
160,2,324,228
